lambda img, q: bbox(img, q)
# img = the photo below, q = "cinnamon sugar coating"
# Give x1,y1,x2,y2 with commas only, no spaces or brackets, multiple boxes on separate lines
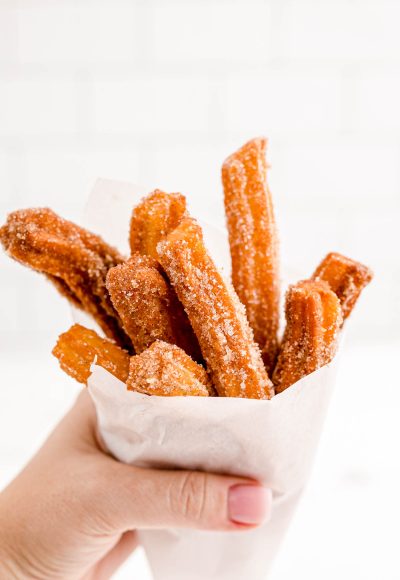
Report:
273,280,342,393
52,324,130,384
0,208,130,348
106,253,201,360
222,138,280,374
157,217,274,399
312,252,373,322
129,189,187,259
127,340,211,397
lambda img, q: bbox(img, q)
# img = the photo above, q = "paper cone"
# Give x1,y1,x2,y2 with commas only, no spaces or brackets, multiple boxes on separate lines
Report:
82,179,340,580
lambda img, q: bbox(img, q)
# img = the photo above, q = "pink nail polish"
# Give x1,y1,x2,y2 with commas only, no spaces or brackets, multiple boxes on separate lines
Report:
228,485,272,525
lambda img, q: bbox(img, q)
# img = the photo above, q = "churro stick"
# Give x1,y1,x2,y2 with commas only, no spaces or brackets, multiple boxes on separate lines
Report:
130,189,187,259
222,138,280,373
157,217,274,399
106,254,202,360
127,340,211,397
52,324,130,385
0,208,130,349
273,280,342,393
312,252,373,322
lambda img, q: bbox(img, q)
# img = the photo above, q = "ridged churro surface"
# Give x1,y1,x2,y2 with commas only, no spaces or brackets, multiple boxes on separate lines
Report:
158,217,274,399
222,138,280,373
129,189,187,259
52,324,130,384
106,253,201,360
0,208,129,348
312,252,373,322
273,280,342,393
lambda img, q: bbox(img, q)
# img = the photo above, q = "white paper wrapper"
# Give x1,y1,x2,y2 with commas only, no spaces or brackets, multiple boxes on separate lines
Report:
82,179,340,580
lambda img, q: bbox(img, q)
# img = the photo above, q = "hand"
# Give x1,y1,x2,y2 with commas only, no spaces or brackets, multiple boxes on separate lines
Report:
0,390,272,579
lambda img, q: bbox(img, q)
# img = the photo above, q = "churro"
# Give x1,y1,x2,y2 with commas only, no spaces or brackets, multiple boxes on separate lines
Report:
130,189,187,259
0,208,130,348
106,253,201,360
157,216,274,399
273,280,342,393
222,137,280,373
52,324,130,385
127,340,211,397
312,252,373,322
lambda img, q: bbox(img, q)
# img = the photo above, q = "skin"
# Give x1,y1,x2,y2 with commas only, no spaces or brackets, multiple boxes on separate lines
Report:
0,391,271,580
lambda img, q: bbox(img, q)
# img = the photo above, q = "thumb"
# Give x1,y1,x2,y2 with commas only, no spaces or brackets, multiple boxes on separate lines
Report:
96,460,273,533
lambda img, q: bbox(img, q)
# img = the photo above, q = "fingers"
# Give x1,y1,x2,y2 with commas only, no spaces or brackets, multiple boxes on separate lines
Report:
63,393,273,533
84,531,138,580
98,462,272,533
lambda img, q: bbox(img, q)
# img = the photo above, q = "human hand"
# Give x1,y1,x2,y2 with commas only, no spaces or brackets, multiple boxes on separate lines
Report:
0,390,272,579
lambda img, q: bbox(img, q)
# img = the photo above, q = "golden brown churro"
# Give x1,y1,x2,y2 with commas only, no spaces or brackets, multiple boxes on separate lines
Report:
3,138,374,401
52,324,130,385
127,340,211,397
129,189,187,259
0,208,130,349
157,217,274,399
222,138,280,373
273,280,342,393
312,252,373,322
106,253,201,360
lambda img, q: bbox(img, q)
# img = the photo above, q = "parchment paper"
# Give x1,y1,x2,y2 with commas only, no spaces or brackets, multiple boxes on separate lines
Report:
83,179,340,580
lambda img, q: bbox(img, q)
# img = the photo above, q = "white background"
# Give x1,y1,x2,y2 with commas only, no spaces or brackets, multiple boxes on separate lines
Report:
0,1,399,579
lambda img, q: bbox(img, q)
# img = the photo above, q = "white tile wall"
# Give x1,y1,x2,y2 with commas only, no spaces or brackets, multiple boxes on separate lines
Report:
93,77,212,133
152,142,228,218
18,1,139,63
0,152,9,198
0,2,18,64
280,1,400,61
1,4,399,579
224,71,342,133
0,78,78,135
24,147,141,208
353,71,400,131
152,1,272,62
270,141,400,202
0,0,399,347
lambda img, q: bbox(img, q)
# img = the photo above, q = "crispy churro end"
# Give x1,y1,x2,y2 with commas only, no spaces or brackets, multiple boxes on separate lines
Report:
273,279,342,393
0,207,128,347
129,189,188,259
52,324,130,385
319,252,373,283
127,340,211,397
312,252,373,321
222,137,268,170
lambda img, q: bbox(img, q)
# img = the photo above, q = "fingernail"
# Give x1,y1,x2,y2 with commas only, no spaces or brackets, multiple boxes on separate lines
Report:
228,485,272,525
